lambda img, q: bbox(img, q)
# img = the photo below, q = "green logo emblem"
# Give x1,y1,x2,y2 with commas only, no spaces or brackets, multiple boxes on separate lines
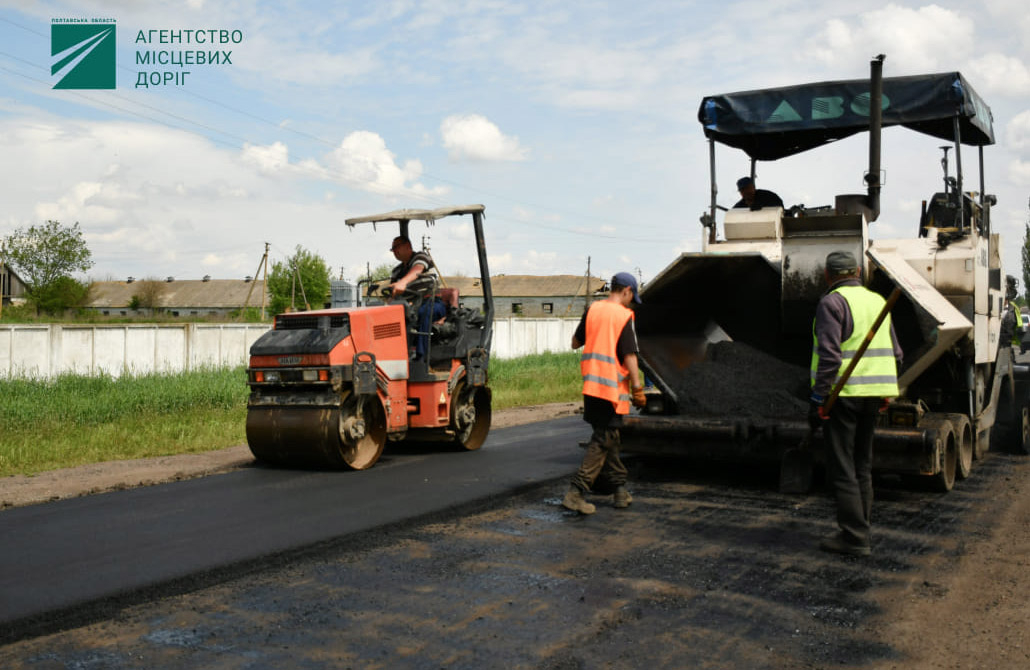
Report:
51,22,116,89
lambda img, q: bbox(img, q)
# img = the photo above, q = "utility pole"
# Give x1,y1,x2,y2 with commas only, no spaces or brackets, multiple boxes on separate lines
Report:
294,259,310,311
261,242,269,319
242,242,269,320
585,256,592,312
0,240,6,320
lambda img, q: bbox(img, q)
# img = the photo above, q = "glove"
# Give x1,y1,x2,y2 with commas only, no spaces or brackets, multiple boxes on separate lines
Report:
631,386,647,408
808,393,828,431
879,398,890,413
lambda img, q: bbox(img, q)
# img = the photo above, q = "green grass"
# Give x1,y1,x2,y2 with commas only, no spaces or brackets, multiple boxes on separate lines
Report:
0,368,250,476
489,351,582,409
0,352,582,477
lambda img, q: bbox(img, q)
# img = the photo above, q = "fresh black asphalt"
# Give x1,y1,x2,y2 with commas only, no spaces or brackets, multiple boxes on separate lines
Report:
0,416,585,639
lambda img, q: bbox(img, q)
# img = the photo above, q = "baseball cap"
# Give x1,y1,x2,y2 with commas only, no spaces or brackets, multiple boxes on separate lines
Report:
736,176,754,190
825,250,858,274
611,271,642,304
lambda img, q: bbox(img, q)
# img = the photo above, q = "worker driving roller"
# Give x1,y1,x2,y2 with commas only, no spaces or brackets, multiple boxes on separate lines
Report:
387,235,446,359
733,176,783,210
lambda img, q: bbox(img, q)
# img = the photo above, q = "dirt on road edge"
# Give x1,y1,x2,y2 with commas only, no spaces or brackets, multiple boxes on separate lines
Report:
0,402,581,510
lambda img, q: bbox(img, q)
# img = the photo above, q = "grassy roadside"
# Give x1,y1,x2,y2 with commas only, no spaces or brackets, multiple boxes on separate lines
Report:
0,352,582,477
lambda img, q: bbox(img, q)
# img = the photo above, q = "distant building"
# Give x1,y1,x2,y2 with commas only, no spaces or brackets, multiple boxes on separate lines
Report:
438,274,608,317
86,277,270,318
0,263,29,306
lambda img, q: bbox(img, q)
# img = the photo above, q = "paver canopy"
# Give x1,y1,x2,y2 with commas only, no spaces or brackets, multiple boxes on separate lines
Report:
698,72,994,161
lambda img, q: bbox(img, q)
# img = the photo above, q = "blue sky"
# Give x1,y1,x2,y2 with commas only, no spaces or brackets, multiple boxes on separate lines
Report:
1,1,1028,288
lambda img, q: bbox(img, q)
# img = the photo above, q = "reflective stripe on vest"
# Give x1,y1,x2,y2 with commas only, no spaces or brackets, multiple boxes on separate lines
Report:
581,300,634,414
811,285,899,397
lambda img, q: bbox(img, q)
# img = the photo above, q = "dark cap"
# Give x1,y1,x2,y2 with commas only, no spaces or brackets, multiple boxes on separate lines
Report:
611,271,642,304
736,176,754,190
826,251,858,274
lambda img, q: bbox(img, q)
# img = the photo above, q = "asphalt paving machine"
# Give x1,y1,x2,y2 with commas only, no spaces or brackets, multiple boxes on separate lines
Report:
624,57,1030,491
245,205,494,470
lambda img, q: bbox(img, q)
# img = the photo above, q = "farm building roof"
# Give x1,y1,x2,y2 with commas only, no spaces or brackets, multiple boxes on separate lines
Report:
438,274,607,298
87,278,268,309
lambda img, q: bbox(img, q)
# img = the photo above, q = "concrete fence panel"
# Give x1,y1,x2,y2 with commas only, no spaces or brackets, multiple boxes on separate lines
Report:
0,319,583,377
1,326,50,377
491,318,580,359
0,324,270,379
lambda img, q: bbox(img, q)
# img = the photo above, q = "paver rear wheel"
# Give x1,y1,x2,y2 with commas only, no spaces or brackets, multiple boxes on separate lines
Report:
943,413,973,480
921,416,956,493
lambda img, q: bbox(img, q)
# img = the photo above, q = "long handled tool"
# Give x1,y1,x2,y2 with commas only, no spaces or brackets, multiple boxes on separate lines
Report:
779,286,903,493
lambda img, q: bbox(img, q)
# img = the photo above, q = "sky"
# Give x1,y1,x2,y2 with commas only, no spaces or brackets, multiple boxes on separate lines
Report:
1,0,1029,289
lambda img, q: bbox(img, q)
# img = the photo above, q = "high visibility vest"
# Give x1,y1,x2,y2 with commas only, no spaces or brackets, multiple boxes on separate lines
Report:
581,300,634,414
1014,307,1025,345
811,285,899,398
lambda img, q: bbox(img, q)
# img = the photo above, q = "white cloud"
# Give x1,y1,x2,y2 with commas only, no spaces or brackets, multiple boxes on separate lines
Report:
323,130,446,196
1008,158,1030,185
804,5,974,73
241,141,290,174
440,114,528,162
967,53,1030,97
1006,111,1030,152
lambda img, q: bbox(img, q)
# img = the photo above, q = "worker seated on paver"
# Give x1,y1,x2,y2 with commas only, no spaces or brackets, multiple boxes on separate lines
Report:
387,235,446,358
733,176,783,211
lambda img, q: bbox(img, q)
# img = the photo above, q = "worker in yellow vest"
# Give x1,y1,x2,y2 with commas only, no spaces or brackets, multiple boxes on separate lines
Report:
564,272,647,515
810,251,903,556
1012,301,1024,347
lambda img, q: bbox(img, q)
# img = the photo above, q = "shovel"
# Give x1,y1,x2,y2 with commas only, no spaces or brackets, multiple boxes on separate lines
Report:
779,287,902,493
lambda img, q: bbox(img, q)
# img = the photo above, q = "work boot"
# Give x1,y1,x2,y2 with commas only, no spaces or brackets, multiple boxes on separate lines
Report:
562,488,596,515
613,487,632,509
819,533,871,557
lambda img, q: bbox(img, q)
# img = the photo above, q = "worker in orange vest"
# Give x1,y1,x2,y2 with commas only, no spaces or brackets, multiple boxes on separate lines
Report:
563,272,647,515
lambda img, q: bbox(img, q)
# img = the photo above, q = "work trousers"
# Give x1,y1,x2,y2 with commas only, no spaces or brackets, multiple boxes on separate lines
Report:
824,396,881,547
571,414,628,494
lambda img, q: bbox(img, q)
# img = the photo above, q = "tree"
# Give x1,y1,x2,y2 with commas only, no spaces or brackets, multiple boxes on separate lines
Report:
2,220,93,310
2,220,94,290
357,262,395,302
130,279,165,312
31,275,91,314
1022,200,1030,302
267,246,332,315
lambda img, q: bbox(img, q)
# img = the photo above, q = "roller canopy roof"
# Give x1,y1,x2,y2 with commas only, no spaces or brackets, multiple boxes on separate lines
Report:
698,72,994,161
345,204,484,226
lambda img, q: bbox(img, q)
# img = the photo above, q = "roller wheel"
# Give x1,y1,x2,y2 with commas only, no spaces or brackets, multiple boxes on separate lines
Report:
943,413,973,480
246,394,386,470
451,381,492,451
337,395,387,470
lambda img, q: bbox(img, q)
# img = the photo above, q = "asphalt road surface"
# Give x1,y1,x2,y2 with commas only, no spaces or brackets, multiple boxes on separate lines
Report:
0,417,585,642
2,416,1029,669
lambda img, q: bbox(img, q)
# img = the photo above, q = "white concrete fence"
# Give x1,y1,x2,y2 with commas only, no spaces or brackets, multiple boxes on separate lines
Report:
0,318,581,378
